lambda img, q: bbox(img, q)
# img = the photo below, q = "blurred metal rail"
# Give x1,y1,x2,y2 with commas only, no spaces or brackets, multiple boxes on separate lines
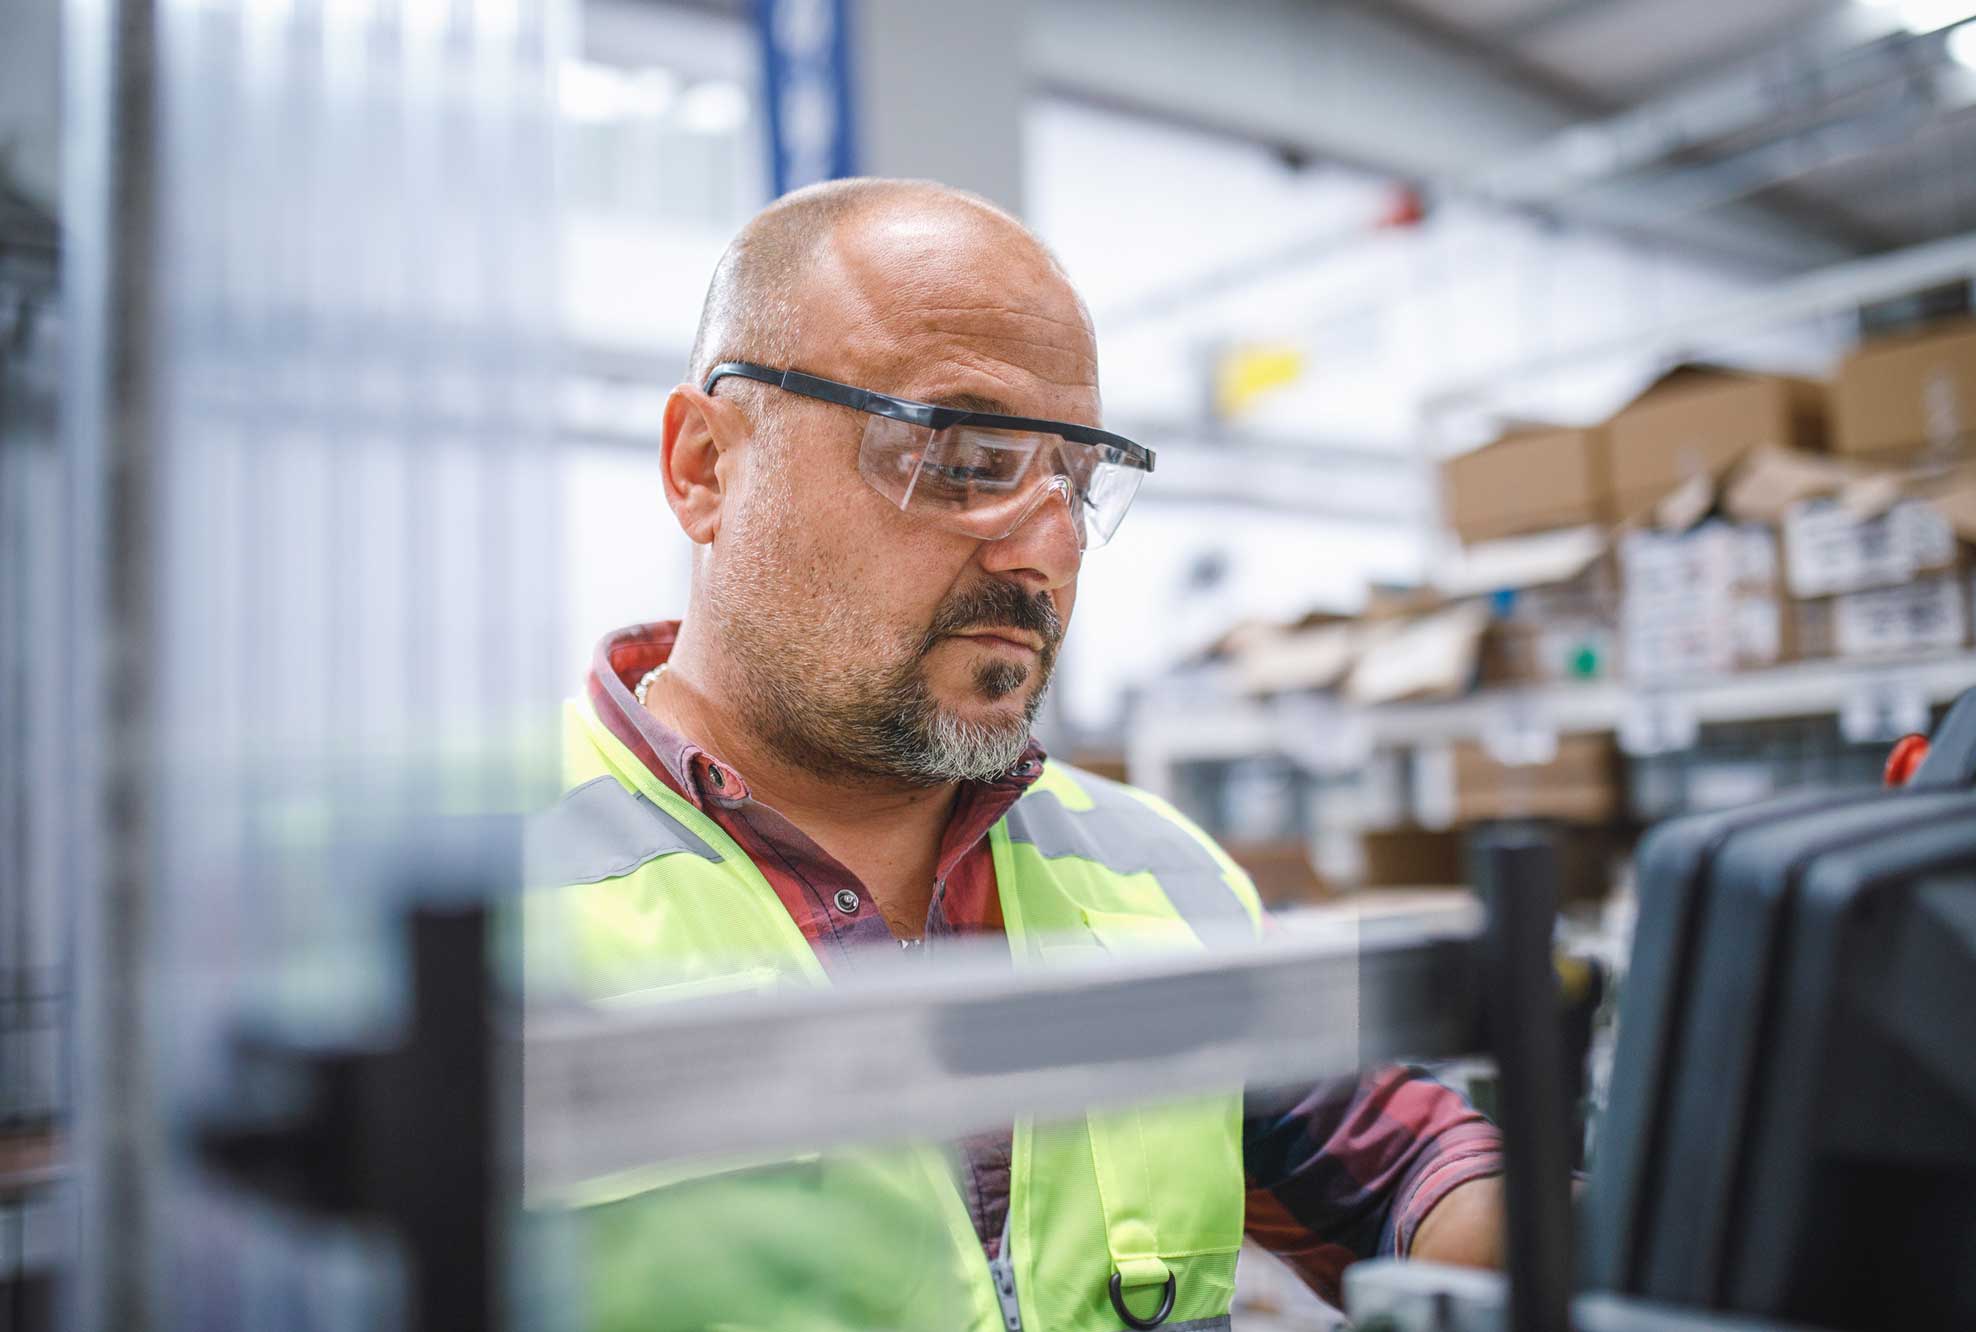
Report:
522,922,1483,1199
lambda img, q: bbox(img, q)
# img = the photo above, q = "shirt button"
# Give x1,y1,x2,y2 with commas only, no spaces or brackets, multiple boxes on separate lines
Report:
833,888,860,914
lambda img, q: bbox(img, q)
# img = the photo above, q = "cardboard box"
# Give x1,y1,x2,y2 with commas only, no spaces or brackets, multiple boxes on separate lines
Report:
1781,497,1958,598
1829,573,1969,659
1447,733,1622,825
1231,620,1360,696
1437,528,1618,686
1439,527,1616,620
1345,603,1490,704
1720,445,1860,526
1479,619,1615,687
1619,522,1789,682
1832,319,1976,464
1224,839,1331,907
1442,424,1610,545
1604,366,1827,523
1356,827,1466,888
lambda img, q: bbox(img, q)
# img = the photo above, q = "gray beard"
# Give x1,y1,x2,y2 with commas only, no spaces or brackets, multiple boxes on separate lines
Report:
746,644,1048,787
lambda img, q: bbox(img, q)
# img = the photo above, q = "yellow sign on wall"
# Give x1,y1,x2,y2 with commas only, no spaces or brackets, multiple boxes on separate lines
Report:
1213,343,1306,420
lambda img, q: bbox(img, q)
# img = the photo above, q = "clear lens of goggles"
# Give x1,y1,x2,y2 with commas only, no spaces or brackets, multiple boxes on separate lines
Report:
858,415,1145,550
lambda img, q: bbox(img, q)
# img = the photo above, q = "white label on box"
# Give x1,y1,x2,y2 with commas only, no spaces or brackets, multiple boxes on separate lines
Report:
1896,500,1957,570
1784,500,1956,598
1412,745,1455,831
1840,674,1931,744
1622,619,1731,683
1620,690,1700,756
1623,522,1783,683
1481,694,1560,767
1687,762,1777,810
1734,596,1783,665
1735,525,1777,584
1832,577,1968,658
1925,369,1965,452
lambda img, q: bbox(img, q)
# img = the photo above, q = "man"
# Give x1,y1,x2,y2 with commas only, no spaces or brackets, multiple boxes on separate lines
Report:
531,177,1503,1331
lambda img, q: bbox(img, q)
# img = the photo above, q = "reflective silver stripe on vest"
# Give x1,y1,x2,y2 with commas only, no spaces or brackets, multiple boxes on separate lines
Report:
1159,1318,1232,1332
525,775,720,887
1003,772,1250,932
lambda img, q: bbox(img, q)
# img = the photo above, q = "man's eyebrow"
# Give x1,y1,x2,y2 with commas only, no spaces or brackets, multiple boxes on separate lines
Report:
918,389,1020,416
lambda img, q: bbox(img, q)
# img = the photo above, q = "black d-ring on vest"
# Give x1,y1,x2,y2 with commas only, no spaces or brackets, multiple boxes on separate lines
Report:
1108,1271,1176,1330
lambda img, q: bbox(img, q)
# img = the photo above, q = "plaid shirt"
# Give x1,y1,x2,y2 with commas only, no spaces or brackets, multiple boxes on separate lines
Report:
588,621,1502,1307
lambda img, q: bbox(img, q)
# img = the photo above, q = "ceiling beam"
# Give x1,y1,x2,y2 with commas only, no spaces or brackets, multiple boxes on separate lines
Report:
1033,0,1856,270
1490,0,1635,47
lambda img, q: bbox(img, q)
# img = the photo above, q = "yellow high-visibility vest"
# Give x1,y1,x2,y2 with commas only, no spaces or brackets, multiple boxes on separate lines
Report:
528,700,1264,1332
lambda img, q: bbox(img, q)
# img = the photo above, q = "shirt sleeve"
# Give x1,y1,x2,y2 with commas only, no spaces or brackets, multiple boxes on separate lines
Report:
1241,1065,1503,1307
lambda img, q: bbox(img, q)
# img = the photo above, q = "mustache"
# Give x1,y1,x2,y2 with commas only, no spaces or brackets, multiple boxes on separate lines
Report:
924,580,1063,652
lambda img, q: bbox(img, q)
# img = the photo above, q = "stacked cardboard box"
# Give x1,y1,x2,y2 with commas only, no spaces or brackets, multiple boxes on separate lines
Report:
1442,424,1610,545
1438,366,1832,690
1439,529,1618,687
1618,522,1789,682
1355,826,1466,888
1831,319,1976,465
1782,497,1970,660
1604,367,1827,524
1413,732,1623,825
1224,840,1332,908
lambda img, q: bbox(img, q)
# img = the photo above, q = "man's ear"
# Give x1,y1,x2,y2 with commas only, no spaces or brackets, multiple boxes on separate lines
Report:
661,384,735,545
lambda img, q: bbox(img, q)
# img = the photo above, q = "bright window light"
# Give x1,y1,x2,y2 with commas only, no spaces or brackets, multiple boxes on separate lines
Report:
1950,19,1976,64
624,69,681,119
560,61,628,123
679,81,750,135
559,62,681,124
1889,0,1976,33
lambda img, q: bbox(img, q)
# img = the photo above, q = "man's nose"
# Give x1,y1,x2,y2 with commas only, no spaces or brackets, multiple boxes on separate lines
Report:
979,481,1083,591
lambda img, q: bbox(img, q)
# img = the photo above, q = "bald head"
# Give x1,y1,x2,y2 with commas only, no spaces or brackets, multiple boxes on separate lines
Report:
685,177,1090,392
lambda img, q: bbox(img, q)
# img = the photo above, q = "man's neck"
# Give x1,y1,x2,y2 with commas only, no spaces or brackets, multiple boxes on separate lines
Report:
652,628,958,938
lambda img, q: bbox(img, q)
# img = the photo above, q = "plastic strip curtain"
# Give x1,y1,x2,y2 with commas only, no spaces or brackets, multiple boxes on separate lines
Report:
143,0,564,1326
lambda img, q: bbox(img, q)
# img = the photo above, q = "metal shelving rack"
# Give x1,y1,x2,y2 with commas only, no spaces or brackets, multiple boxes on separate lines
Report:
1128,650,1976,803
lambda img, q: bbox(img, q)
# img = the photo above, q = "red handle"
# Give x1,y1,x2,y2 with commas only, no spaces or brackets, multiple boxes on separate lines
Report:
1884,733,1931,788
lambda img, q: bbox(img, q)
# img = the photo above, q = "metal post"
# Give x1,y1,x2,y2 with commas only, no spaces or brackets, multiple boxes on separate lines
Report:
63,0,164,1327
1473,828,1575,1332
397,905,500,1332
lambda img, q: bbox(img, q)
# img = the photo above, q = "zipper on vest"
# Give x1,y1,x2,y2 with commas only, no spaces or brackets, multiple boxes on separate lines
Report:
989,1214,1023,1332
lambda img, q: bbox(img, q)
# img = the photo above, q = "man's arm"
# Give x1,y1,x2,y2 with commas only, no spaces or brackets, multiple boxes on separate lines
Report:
1242,1066,1504,1306
1408,1174,1505,1268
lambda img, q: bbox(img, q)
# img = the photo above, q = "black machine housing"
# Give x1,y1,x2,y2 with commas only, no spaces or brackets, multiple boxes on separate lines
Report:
1582,687,1976,1329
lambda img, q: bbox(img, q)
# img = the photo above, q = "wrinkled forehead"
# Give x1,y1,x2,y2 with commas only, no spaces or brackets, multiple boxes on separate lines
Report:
805,208,1101,423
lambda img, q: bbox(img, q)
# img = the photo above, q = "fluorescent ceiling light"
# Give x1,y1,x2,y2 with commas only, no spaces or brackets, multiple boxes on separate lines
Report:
1879,0,1976,33
1950,19,1976,65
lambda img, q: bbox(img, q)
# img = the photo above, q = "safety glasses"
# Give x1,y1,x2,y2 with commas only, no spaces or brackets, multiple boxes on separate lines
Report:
702,361,1153,550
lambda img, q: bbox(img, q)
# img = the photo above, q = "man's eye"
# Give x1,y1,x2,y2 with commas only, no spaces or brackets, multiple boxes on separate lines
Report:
927,460,1010,488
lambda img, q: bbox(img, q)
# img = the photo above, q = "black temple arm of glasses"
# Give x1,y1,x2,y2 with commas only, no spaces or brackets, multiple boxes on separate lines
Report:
703,362,935,424
702,361,1154,472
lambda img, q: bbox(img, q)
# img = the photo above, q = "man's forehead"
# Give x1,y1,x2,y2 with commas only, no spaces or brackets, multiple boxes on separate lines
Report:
807,206,1100,415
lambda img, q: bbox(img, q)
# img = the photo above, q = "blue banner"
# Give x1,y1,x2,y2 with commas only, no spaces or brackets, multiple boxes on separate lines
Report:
757,0,858,197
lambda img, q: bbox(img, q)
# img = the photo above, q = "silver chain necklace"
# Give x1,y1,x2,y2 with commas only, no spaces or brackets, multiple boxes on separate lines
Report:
633,662,668,706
